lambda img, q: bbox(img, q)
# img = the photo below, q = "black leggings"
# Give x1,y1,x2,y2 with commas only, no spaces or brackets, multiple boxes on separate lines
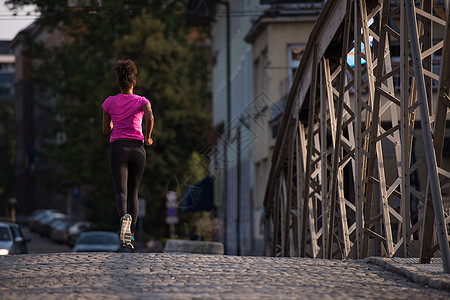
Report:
109,139,146,234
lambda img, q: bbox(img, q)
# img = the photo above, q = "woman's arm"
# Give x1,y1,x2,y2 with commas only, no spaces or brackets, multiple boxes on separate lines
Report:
143,103,154,146
102,110,113,135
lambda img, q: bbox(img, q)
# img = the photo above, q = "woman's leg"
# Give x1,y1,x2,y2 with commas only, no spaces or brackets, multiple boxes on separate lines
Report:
109,143,129,217
126,145,146,234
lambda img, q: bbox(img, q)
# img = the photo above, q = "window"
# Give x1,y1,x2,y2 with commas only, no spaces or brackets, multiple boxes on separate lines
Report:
287,45,304,87
0,83,13,99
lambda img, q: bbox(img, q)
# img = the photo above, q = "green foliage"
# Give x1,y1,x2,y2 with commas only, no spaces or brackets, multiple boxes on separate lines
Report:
186,151,209,183
183,211,223,242
112,16,211,237
0,100,16,216
9,0,212,238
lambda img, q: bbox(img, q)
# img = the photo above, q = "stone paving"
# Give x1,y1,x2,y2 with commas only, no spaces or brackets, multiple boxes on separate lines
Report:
1,252,449,299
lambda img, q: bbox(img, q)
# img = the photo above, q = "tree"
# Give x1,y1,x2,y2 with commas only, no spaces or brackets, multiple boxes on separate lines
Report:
0,100,16,216
8,0,211,238
112,16,211,237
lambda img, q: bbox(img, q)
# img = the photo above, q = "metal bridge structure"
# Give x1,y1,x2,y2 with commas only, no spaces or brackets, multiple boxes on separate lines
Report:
263,0,450,273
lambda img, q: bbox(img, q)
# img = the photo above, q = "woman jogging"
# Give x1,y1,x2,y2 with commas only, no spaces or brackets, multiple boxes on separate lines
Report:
102,59,154,249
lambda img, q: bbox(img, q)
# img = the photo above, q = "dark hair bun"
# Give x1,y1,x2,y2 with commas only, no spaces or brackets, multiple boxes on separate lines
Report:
114,59,137,90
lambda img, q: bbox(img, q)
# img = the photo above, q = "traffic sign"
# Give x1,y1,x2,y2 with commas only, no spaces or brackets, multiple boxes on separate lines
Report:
166,191,179,224
138,198,146,218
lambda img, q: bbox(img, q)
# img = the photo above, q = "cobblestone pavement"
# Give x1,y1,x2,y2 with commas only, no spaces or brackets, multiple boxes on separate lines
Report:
367,257,450,291
1,253,449,300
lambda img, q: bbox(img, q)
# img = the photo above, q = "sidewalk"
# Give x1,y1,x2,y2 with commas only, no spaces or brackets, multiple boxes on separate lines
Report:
367,257,450,292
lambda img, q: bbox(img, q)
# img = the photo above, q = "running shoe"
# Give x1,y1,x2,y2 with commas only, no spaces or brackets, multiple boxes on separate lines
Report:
119,214,133,247
127,235,135,250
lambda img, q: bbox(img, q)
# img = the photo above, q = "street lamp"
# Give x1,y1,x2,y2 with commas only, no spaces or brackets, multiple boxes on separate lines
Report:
8,198,17,223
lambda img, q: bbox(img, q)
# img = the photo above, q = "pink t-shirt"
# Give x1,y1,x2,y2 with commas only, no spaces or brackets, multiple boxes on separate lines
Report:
102,94,150,143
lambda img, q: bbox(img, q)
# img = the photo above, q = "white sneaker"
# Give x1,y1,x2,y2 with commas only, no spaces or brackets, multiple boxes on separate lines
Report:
119,214,133,247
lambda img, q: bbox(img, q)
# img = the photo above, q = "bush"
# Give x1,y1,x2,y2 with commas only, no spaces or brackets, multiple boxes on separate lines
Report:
185,211,222,242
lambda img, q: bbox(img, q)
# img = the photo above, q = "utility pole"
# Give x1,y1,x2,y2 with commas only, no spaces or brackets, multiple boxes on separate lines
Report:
218,0,232,255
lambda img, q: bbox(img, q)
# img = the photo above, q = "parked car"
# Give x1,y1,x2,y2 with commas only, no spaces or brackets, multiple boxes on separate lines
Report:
49,219,77,244
36,213,67,236
43,216,78,238
73,231,129,252
27,209,61,231
0,222,29,255
28,210,50,231
67,221,97,247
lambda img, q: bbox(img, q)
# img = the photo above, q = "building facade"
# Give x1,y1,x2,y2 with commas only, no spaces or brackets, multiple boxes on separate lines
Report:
11,24,67,215
246,3,322,255
0,41,15,102
208,0,267,256
208,0,323,255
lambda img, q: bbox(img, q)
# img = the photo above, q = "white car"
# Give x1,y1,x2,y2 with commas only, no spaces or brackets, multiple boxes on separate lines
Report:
0,222,29,255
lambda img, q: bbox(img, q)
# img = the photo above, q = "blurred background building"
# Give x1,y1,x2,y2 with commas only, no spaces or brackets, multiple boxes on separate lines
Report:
0,40,16,217
0,41,14,101
11,23,68,215
187,0,325,255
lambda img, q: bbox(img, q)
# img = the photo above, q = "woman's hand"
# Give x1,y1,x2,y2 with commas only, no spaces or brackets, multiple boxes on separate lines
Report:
143,103,154,147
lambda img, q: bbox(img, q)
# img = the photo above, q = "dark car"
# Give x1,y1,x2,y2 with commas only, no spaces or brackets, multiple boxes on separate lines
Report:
73,231,129,252
27,209,61,232
49,219,77,244
0,222,29,255
36,213,67,236
67,221,97,246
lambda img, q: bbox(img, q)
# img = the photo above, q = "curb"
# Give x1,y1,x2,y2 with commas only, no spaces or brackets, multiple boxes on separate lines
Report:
366,257,450,292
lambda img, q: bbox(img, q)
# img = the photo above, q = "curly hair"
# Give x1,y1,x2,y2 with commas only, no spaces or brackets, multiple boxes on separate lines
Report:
114,59,137,90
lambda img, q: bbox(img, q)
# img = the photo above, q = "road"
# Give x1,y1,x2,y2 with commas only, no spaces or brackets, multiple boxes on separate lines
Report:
1,252,449,299
22,226,72,254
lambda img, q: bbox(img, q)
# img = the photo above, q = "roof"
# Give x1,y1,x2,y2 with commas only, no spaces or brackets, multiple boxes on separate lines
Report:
245,7,322,43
